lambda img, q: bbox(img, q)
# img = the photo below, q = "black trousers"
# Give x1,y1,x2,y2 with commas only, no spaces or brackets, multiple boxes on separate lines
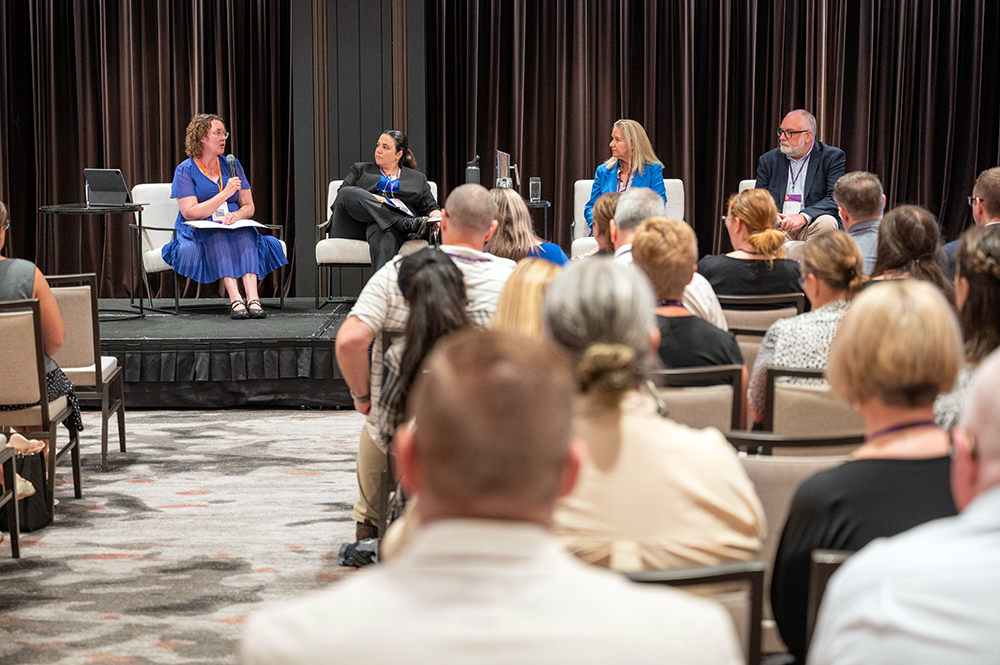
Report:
329,186,409,272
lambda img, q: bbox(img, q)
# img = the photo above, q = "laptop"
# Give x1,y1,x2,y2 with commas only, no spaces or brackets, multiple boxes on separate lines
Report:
84,168,132,206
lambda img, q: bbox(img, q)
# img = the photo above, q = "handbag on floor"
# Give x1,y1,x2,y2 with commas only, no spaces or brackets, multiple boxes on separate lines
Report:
0,452,52,532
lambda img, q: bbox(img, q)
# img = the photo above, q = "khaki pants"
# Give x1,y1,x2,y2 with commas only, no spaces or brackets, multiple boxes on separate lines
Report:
783,214,839,262
351,425,387,524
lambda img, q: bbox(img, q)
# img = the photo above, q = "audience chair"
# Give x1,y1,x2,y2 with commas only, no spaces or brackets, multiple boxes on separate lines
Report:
0,444,20,558
130,183,287,315
628,561,765,665
806,549,854,648
315,181,436,309
733,435,852,655
571,178,685,258
0,300,82,519
649,365,742,431
47,273,126,472
763,367,865,437
718,293,804,371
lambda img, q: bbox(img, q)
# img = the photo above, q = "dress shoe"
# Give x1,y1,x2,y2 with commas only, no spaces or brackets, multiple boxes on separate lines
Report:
393,215,429,240
230,300,249,320
246,299,267,319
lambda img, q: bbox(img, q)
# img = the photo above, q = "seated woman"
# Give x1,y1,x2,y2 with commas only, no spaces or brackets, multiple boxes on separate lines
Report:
580,191,619,258
935,225,1000,429
490,258,561,339
164,113,288,319
770,279,961,664
748,231,867,423
583,119,667,231
329,130,441,273
870,204,955,302
485,188,568,265
0,201,82,496
698,189,801,297
544,259,765,572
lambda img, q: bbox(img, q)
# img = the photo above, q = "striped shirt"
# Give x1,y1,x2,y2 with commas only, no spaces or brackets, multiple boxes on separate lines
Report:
349,245,515,445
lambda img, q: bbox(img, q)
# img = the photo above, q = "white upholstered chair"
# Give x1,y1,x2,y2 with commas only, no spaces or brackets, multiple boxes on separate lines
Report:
129,183,287,314
739,179,757,192
571,178,686,258
315,180,436,308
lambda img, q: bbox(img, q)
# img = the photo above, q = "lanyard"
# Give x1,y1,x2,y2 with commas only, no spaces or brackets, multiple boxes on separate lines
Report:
617,166,634,193
657,299,686,309
194,157,223,193
380,167,400,195
788,154,810,188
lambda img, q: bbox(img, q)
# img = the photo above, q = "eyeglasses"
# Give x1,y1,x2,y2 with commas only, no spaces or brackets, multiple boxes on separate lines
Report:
720,215,732,226
209,131,230,139
968,195,981,207
776,128,810,138
2,220,8,230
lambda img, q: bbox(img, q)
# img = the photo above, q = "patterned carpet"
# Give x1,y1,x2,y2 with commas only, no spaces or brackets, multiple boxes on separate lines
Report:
0,408,365,664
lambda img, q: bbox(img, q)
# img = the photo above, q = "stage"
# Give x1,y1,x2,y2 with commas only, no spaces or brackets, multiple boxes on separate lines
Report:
98,298,355,409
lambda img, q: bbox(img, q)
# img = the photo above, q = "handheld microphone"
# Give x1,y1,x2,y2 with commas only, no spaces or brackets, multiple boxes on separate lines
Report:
226,154,237,184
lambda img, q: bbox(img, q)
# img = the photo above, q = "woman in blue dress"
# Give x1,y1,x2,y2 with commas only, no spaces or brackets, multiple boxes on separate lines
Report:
583,119,668,231
162,113,288,319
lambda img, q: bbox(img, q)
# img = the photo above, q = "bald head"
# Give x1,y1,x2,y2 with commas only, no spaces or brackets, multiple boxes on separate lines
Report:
442,184,496,240
400,329,578,524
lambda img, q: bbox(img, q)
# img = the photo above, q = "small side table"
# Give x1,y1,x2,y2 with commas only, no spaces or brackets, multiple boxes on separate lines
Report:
524,200,552,241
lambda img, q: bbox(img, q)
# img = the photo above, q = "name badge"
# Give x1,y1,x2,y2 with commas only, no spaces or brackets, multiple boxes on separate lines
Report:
212,204,228,222
782,194,802,216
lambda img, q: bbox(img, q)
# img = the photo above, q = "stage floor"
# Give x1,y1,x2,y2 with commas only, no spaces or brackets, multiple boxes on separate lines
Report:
97,297,355,409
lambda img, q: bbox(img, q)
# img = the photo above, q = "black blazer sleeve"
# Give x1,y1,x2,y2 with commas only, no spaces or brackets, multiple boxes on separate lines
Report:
340,162,368,190
398,167,439,216
801,143,846,222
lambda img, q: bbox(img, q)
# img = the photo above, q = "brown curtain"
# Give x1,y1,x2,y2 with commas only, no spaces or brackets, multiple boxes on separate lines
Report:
425,0,1000,255
0,0,293,298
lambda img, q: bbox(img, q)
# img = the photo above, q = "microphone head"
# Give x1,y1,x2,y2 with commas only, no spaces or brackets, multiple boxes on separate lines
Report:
226,153,236,174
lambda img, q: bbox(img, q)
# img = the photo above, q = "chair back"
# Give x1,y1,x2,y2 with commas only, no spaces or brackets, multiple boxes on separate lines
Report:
132,182,179,272
572,178,685,240
628,561,765,665
807,549,854,647
327,179,439,212
739,179,757,193
719,294,804,372
649,365,742,431
47,273,105,387
0,300,50,421
764,367,865,437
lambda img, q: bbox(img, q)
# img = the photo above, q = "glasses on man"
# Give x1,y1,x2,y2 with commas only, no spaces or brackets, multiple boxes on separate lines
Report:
209,131,230,139
968,195,980,207
776,128,809,138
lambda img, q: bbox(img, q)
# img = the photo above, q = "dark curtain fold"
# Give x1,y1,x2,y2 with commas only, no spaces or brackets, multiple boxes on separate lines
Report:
426,0,1000,256
0,0,293,298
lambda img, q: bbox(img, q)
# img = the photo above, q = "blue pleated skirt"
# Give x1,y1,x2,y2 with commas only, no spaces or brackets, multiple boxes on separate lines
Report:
162,223,288,284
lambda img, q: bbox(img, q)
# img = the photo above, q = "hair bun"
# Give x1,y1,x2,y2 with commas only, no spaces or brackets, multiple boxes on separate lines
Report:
578,343,636,397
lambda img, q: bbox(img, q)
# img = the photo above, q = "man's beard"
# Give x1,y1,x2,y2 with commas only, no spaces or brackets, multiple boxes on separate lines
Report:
779,143,793,156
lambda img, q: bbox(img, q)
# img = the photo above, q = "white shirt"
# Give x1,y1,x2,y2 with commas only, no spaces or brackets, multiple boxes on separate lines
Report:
615,243,729,330
242,519,744,665
809,485,1000,665
349,245,515,447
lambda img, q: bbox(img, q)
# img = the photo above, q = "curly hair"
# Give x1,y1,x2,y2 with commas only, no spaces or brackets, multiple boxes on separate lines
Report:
185,113,224,158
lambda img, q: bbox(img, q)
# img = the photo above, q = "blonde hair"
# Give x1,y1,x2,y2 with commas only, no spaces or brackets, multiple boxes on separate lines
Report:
485,188,540,261
491,259,561,340
592,191,620,251
827,280,962,407
632,217,697,299
604,119,662,177
802,230,868,295
184,113,223,158
728,189,785,260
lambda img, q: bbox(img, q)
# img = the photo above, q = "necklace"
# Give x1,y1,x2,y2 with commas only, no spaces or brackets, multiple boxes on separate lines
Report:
865,419,939,443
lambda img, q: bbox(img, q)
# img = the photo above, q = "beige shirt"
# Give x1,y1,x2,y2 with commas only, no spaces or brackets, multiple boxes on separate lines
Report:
554,390,766,572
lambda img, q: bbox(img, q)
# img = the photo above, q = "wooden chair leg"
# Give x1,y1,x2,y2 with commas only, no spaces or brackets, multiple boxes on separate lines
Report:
116,375,127,453
71,428,82,499
47,425,57,520
101,384,110,472
2,455,20,558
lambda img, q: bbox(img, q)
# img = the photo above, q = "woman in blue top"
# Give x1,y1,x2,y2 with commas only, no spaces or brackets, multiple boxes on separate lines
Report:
583,119,667,231
486,188,569,265
162,113,288,319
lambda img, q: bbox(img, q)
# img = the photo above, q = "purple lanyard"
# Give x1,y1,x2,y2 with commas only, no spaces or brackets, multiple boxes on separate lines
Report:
617,168,634,193
657,299,686,309
789,154,810,188
865,420,938,443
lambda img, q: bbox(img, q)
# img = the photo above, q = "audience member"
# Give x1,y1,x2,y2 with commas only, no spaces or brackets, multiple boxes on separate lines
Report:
755,109,844,255
934,225,1000,429
580,191,619,257
810,347,1000,665
770,280,961,664
698,188,802,298
490,258,561,339
632,216,745,396
243,330,744,665
612,187,728,330
944,166,1000,272
833,171,884,274
870,204,954,302
485,188,568,265
335,184,514,540
748,231,866,423
544,259,765,572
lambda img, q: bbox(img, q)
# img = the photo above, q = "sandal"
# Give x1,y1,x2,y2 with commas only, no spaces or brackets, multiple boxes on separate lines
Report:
6,433,45,456
230,299,249,320
246,299,267,319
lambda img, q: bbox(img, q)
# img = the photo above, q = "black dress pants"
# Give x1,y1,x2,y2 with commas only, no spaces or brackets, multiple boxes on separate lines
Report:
329,186,409,272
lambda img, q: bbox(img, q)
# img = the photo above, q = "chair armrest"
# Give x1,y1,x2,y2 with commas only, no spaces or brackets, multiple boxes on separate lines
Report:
128,223,177,233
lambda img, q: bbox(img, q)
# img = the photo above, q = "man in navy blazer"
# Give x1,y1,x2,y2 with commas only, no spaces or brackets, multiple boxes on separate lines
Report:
756,109,845,253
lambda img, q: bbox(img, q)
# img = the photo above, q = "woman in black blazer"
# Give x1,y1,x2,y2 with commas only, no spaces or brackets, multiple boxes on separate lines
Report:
329,130,441,272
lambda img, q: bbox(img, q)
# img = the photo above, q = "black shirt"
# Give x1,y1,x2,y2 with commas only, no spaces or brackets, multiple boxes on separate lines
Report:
697,255,801,298
656,315,743,375
770,456,957,664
